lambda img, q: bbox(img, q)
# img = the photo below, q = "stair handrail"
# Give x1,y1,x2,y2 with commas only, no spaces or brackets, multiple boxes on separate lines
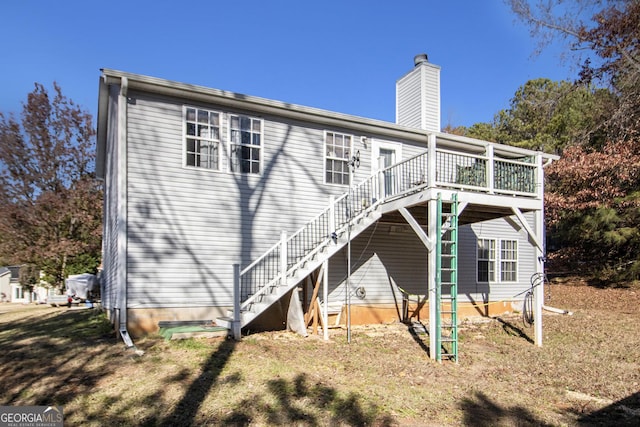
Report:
239,151,437,307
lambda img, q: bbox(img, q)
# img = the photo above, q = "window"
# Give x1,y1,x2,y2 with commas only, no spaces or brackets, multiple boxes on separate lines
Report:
477,239,496,282
229,115,262,174
500,240,518,282
477,238,518,283
325,131,352,185
185,107,221,170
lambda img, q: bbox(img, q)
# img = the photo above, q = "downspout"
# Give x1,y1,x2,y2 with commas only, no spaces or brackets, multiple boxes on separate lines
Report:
116,76,141,354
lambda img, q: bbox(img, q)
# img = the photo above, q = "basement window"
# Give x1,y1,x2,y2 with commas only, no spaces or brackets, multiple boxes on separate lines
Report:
184,107,221,170
325,131,352,185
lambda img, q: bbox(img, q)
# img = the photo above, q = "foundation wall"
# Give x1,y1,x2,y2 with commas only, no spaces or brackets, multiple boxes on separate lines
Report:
331,300,520,326
120,300,521,337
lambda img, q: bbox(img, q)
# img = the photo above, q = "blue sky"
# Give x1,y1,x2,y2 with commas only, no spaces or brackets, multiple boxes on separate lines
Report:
0,0,576,128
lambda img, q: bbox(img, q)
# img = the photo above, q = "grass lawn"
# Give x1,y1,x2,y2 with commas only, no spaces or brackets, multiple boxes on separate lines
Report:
0,279,639,426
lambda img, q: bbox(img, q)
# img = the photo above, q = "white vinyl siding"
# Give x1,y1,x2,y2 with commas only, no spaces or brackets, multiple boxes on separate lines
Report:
396,61,440,132
123,93,426,308
101,85,122,312
327,223,427,306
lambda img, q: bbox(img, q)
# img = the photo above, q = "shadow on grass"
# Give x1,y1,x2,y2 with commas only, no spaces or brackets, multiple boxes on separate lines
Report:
406,320,431,358
219,373,395,426
0,307,397,426
158,339,237,426
0,307,117,408
493,316,534,344
460,391,551,426
577,391,640,426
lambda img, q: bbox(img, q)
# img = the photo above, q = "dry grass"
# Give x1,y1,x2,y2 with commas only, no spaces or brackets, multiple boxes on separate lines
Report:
0,279,639,426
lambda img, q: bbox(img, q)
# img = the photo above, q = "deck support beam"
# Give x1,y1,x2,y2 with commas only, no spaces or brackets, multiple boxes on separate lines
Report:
399,207,433,252
427,198,438,359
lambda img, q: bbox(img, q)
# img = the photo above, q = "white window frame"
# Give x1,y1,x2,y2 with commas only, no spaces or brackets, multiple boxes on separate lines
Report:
477,238,496,283
500,239,518,282
476,238,519,283
228,114,263,175
324,131,353,185
183,106,222,171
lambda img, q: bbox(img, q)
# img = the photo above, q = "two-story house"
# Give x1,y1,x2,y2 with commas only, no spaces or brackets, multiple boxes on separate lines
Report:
97,54,557,360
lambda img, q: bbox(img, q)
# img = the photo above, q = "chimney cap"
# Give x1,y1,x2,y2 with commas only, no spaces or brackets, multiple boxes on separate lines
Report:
414,53,429,66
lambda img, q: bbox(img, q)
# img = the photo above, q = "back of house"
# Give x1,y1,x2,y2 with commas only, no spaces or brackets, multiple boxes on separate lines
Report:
96,55,555,347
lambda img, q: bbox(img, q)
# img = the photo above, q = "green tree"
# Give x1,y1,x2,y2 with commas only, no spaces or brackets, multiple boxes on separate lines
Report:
0,83,102,288
508,0,640,139
464,78,612,153
501,1,640,281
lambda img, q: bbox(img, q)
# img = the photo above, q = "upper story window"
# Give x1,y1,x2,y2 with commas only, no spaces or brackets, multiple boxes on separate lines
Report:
229,115,262,174
325,131,352,185
185,107,221,170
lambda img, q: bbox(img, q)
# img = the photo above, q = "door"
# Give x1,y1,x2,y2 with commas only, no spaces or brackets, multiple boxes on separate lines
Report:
380,148,396,196
372,140,403,198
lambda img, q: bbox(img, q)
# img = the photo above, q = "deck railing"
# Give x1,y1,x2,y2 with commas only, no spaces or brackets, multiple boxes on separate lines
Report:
239,146,539,304
494,158,537,194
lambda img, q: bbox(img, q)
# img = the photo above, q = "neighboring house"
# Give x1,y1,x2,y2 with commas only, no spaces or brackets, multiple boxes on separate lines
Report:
97,54,557,359
0,265,29,303
0,267,10,302
0,266,50,304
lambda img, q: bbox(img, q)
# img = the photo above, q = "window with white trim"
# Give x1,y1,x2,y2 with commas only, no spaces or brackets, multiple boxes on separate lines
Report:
325,131,351,185
229,114,262,174
477,239,496,282
477,238,518,283
185,107,221,170
500,239,518,282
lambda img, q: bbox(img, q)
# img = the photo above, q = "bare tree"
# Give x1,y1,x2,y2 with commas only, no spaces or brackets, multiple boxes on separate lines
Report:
0,83,102,288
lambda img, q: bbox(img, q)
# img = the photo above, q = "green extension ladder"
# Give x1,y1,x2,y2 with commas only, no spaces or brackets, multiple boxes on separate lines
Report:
436,193,459,362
